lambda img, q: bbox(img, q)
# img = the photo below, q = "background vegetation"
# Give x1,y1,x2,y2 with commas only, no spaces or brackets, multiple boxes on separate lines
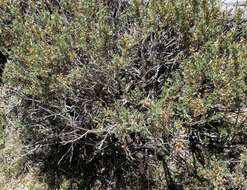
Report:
0,0,247,189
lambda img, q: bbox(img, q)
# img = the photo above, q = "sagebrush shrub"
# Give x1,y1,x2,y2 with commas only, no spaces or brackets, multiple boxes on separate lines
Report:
0,0,247,189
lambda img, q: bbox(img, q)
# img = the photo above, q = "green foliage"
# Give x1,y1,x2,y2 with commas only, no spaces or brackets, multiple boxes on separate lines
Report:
1,0,247,189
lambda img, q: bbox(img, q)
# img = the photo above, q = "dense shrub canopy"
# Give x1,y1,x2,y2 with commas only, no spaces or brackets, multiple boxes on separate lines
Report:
0,0,247,189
